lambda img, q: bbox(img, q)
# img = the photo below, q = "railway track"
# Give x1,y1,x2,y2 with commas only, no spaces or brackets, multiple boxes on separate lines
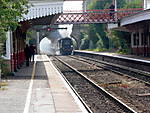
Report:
74,51,150,73
51,56,138,113
70,55,150,85
51,55,150,113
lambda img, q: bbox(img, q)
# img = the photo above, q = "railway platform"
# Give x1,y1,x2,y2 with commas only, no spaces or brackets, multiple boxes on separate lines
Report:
74,50,150,73
96,52,150,61
75,50,150,63
0,55,88,113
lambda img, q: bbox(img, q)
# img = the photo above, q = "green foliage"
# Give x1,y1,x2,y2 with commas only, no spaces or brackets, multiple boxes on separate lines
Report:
124,0,143,8
106,30,131,53
81,0,114,50
80,0,137,54
0,0,28,47
87,0,126,10
0,0,28,31
86,48,108,52
91,0,111,9
26,30,37,45
117,0,126,8
0,30,7,61
80,33,89,49
87,0,97,10
0,0,28,72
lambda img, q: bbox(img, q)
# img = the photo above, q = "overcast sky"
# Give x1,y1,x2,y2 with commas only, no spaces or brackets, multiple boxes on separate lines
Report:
63,1,83,11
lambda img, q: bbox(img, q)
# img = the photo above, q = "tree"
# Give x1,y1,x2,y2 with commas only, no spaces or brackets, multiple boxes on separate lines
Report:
76,0,142,52
0,0,28,76
0,0,28,51
0,0,28,30
80,0,116,50
124,0,143,8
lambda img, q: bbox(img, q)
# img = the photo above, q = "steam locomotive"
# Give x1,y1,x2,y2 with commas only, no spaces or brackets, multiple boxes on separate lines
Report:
56,37,73,55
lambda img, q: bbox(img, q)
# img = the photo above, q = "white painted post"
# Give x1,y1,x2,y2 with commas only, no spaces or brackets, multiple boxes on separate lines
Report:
114,0,117,11
144,0,147,10
6,31,12,59
36,31,40,54
145,0,150,9
82,0,86,12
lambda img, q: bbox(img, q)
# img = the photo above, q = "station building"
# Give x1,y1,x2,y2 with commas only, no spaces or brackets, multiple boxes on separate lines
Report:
119,0,150,56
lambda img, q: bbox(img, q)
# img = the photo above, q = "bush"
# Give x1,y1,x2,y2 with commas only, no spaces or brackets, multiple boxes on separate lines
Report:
86,48,108,52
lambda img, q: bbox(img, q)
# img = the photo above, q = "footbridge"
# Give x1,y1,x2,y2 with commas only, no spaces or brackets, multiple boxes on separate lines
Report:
54,8,143,24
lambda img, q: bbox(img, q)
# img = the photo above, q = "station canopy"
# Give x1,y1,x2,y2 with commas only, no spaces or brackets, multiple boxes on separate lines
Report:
19,1,64,22
19,0,84,23
121,9,150,26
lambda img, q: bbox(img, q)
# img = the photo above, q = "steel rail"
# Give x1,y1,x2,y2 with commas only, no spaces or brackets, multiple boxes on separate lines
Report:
51,57,93,113
54,56,137,113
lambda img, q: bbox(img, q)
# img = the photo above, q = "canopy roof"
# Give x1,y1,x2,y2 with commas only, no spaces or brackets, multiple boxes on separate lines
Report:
19,1,63,22
121,9,150,26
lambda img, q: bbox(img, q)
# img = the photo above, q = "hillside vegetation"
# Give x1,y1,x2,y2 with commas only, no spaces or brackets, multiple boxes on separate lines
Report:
78,0,142,54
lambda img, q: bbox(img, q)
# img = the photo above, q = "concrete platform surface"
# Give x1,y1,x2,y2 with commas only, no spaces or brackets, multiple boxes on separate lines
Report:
0,55,88,113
